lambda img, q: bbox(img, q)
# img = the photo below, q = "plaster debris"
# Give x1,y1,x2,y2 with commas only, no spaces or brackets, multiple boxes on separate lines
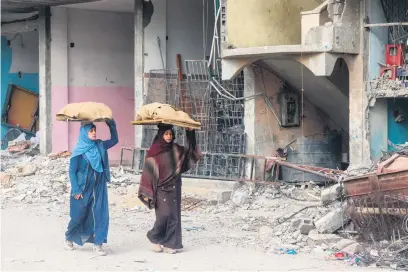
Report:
314,203,350,233
230,185,252,206
0,152,135,206
320,183,342,204
1,151,375,267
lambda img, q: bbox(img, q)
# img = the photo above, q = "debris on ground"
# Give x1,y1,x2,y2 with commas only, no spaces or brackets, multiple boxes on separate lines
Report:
314,202,350,234
4,146,408,270
0,152,135,205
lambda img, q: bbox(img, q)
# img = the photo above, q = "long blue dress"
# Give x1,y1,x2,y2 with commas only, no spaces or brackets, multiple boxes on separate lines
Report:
65,120,118,246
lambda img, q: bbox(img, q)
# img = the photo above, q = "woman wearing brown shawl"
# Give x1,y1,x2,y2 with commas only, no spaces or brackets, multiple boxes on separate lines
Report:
138,124,201,254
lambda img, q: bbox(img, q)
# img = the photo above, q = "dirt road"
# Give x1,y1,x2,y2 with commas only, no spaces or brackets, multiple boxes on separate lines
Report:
1,203,372,271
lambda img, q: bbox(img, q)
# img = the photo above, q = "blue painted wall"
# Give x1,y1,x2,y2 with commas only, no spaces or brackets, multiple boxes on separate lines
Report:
367,0,388,80
1,35,39,143
367,0,389,161
388,98,408,149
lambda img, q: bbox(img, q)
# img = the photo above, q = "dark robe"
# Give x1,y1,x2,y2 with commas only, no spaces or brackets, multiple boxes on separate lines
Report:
138,128,201,249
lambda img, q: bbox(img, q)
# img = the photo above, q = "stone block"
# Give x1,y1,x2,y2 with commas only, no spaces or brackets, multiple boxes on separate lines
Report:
291,218,315,234
231,187,250,206
321,183,342,204
299,220,316,235
291,218,302,229
218,191,232,204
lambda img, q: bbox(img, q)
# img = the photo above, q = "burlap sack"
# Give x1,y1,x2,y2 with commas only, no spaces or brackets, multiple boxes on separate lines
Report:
132,103,201,130
56,102,112,122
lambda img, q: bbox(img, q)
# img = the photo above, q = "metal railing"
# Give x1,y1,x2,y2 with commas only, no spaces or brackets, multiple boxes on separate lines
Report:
120,147,275,182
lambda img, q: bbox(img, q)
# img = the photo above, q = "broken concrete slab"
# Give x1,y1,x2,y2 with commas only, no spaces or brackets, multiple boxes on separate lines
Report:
307,229,342,246
299,220,315,235
218,191,232,204
231,186,250,206
320,183,342,204
292,230,301,239
8,164,37,177
314,204,349,233
21,164,37,176
291,218,302,229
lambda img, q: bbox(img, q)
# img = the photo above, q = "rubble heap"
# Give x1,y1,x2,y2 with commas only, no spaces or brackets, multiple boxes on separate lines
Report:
0,151,135,206
4,149,407,269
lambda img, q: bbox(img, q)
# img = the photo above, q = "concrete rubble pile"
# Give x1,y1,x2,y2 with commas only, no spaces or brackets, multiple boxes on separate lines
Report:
195,181,364,257
345,143,408,178
0,150,135,206
2,149,397,268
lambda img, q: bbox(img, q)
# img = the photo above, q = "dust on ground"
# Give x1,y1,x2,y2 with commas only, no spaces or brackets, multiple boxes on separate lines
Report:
0,152,381,271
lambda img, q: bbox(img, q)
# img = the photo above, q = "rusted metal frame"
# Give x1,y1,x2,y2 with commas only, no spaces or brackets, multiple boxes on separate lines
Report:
122,147,342,183
356,207,408,216
344,170,408,197
122,166,278,185
273,160,340,182
120,147,284,184
121,146,278,160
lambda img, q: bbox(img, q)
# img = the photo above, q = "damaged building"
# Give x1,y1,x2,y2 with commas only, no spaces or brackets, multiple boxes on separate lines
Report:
2,0,408,265
1,1,408,180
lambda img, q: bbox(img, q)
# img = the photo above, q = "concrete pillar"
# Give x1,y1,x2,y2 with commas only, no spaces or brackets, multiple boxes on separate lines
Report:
134,0,144,168
344,0,371,167
38,7,52,155
243,66,256,178
51,7,69,152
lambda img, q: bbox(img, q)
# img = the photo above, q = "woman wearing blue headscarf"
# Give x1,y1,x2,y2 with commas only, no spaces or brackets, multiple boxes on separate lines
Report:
64,119,118,256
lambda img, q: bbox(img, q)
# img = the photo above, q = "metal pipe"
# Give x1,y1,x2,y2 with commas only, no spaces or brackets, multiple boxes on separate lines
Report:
365,22,408,27
123,146,281,160
208,7,221,68
210,80,263,101
122,166,279,185
263,95,282,126
273,160,340,182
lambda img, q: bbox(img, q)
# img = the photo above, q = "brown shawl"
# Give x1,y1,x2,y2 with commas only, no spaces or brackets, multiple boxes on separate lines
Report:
138,128,202,209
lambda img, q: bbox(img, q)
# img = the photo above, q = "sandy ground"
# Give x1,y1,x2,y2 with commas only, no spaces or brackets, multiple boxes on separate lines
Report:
1,203,376,272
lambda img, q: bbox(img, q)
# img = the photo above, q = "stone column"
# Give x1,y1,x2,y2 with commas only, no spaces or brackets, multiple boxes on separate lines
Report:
243,66,256,178
134,0,145,169
51,7,69,152
38,7,52,155
344,0,371,168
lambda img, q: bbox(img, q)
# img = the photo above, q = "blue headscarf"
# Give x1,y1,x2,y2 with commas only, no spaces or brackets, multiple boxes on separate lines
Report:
71,123,103,173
